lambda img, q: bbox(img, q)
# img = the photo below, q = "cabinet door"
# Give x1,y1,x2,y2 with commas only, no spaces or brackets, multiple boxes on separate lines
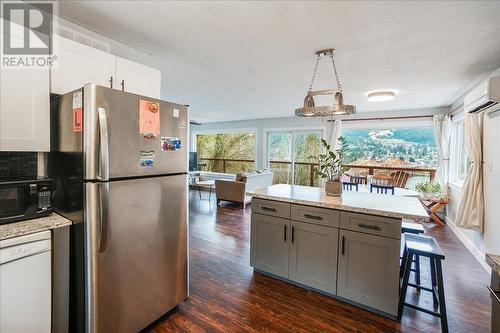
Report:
0,34,49,151
289,221,338,294
51,36,115,94
337,229,400,316
250,213,289,278
115,57,161,98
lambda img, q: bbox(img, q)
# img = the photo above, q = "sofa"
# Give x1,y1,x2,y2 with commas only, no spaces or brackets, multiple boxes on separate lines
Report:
215,171,273,208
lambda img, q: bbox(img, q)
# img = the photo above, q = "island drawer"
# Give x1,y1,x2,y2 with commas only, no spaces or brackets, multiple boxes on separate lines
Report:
291,205,340,228
340,212,401,239
252,198,290,219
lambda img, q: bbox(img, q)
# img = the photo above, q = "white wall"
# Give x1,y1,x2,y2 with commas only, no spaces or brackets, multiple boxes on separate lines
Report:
190,107,447,170
446,67,500,271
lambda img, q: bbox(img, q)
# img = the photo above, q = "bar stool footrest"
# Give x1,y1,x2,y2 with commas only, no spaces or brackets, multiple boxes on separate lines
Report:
404,302,441,317
407,282,434,293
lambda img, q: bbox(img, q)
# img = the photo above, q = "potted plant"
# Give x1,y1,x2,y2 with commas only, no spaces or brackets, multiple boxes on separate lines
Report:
315,137,347,197
415,181,441,199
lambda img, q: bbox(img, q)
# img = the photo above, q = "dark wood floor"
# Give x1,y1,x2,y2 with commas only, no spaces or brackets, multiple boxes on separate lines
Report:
149,191,491,333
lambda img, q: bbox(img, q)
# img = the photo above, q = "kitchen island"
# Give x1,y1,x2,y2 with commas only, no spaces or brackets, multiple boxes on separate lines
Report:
248,184,429,318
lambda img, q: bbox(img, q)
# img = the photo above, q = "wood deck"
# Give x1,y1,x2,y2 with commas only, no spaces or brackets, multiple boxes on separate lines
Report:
148,191,491,333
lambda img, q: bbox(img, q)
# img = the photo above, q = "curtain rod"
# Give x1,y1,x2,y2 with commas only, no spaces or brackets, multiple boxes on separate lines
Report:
326,115,435,122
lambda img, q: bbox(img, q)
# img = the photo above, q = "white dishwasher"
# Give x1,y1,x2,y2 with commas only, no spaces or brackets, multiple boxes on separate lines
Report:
0,230,52,333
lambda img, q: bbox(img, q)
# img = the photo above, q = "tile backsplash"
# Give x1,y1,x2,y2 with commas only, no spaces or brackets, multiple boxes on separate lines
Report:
0,152,38,180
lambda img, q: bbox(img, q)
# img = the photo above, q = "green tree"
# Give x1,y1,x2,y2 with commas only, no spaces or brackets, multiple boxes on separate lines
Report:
196,133,256,172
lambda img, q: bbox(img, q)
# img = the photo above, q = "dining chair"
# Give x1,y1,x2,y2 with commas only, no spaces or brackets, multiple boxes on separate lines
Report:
370,183,395,195
350,175,367,185
391,170,410,188
372,174,394,186
342,182,359,191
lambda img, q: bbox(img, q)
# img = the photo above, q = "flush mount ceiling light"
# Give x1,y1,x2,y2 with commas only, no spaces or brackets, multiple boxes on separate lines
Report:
295,49,356,117
367,91,396,102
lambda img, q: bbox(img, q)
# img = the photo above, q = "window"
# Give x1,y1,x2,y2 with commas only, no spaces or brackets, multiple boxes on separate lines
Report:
267,130,322,186
341,127,437,189
195,132,256,173
450,120,469,185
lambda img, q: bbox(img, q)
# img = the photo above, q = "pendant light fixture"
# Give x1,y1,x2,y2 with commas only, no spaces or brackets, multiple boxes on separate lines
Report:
295,49,356,117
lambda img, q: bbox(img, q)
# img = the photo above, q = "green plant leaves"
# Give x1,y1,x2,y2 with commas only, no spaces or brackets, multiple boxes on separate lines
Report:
312,136,348,182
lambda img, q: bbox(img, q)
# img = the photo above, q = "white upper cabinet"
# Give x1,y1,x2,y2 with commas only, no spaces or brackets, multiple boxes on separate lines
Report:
0,32,50,151
115,56,161,98
51,37,162,99
50,36,115,94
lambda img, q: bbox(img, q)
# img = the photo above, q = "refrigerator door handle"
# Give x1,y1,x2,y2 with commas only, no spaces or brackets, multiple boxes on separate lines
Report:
98,182,109,253
97,107,110,181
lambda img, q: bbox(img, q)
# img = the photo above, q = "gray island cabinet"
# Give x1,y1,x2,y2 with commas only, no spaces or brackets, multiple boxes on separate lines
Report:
249,184,429,318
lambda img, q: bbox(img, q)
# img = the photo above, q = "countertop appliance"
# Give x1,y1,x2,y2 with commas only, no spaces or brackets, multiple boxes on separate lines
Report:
0,178,52,225
49,84,189,333
0,230,52,333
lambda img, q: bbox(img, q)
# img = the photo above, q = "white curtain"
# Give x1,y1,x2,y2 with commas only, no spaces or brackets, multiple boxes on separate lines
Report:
433,114,452,192
327,119,342,150
455,112,484,232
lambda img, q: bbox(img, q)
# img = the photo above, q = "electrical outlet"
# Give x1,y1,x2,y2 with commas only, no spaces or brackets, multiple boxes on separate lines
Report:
488,162,493,172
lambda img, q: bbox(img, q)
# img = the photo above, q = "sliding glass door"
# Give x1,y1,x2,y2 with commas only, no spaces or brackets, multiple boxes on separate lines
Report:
267,130,322,186
268,132,293,184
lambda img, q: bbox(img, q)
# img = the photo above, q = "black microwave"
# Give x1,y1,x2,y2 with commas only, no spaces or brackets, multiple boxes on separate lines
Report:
0,178,52,225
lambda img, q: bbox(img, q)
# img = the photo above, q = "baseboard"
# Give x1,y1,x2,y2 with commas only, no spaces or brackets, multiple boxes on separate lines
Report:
445,216,491,273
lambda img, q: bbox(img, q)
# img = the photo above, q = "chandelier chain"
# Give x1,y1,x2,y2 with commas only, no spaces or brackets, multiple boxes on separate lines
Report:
307,51,342,93
330,52,342,92
307,54,321,93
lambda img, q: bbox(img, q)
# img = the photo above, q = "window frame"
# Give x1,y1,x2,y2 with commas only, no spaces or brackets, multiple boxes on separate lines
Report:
263,127,325,185
191,128,258,172
449,113,468,189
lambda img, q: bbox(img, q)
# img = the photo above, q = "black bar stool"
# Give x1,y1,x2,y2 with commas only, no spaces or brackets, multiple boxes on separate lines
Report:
398,234,448,333
401,221,425,290
402,221,424,234
342,182,359,191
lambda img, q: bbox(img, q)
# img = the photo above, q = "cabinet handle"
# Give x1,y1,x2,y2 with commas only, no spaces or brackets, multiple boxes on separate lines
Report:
488,286,500,304
121,80,125,91
109,76,113,88
341,236,345,256
358,223,381,231
261,206,276,212
304,214,322,220
284,225,287,243
291,226,295,244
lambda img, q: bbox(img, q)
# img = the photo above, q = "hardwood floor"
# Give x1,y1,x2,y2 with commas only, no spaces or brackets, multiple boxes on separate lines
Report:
149,191,491,333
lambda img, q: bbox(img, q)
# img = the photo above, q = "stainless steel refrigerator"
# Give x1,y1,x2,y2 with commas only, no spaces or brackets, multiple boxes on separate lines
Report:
49,84,189,333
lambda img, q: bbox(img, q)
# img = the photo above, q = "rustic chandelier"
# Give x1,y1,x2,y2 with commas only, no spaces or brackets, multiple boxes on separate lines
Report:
295,49,356,117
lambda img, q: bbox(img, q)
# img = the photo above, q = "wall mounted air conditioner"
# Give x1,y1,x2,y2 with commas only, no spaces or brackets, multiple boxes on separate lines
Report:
464,76,500,115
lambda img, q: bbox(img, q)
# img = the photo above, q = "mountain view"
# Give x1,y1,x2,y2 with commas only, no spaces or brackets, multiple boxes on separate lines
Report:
342,128,437,168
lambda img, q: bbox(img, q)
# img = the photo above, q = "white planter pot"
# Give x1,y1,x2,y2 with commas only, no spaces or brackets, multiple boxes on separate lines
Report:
325,181,342,197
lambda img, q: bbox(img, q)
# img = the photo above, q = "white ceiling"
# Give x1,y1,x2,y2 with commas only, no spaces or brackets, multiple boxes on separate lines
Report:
58,1,500,123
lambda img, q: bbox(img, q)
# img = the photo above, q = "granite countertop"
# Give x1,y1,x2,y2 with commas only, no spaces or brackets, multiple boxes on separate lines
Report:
0,213,72,241
486,253,500,274
248,184,429,221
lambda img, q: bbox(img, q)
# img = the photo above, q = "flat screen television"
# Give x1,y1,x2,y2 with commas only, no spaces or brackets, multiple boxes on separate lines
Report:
189,152,198,171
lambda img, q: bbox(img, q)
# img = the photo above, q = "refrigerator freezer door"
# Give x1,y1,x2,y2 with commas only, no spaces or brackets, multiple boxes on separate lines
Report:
82,84,188,180
85,175,188,333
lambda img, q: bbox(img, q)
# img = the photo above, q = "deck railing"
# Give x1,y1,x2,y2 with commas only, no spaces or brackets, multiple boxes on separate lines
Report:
198,157,255,174
342,164,436,182
198,157,436,187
